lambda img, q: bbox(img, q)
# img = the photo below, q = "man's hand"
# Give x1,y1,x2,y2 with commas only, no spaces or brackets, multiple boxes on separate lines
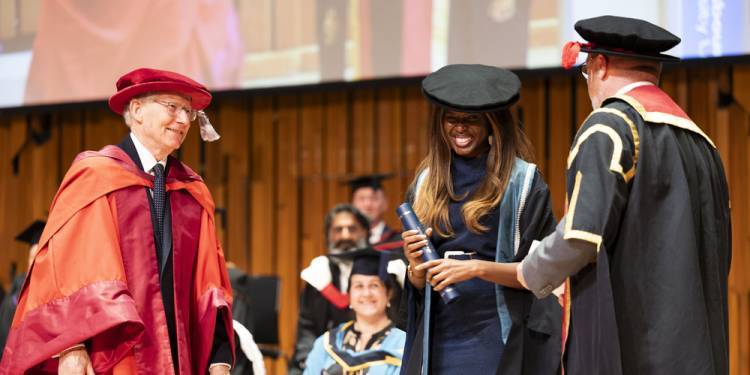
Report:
58,348,94,375
416,258,481,291
208,364,231,375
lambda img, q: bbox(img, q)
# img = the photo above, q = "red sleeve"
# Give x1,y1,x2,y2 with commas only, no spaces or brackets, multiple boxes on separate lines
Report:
1,194,144,373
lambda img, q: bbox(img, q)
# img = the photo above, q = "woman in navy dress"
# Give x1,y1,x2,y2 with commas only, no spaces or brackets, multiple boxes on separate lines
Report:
400,65,561,375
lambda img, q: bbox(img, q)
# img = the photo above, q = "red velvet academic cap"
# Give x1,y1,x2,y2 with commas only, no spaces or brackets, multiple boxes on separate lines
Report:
108,68,212,115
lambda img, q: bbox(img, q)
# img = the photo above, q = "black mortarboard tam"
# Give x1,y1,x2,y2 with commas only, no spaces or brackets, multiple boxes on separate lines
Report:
14,220,46,246
345,173,393,194
422,64,521,113
561,15,681,69
330,246,398,283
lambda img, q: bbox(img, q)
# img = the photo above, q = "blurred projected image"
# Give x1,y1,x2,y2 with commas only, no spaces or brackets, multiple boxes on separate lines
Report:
0,0,748,108
0,0,244,108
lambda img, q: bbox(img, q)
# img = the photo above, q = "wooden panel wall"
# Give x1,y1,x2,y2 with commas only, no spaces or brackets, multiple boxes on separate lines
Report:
1,62,749,374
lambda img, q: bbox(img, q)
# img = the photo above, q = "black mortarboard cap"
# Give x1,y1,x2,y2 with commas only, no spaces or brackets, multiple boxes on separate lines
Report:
422,64,521,113
574,15,681,61
14,220,46,246
346,173,393,193
330,246,397,282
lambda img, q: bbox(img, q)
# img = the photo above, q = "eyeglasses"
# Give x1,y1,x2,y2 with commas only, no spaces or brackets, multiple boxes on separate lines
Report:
579,54,607,80
579,62,589,80
150,100,197,122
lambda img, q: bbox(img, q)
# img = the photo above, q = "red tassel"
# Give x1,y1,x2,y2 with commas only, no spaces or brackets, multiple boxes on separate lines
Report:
561,41,581,70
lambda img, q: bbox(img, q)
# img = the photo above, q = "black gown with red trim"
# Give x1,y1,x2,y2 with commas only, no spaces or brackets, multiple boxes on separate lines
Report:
563,85,731,375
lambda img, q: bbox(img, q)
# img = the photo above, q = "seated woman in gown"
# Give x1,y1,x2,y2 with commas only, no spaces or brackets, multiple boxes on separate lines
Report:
304,249,406,375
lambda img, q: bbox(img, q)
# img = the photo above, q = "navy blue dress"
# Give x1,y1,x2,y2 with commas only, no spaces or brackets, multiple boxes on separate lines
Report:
429,153,504,373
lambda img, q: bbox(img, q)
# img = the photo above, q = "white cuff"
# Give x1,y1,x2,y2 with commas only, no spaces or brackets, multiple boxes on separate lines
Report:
52,343,86,359
209,363,232,371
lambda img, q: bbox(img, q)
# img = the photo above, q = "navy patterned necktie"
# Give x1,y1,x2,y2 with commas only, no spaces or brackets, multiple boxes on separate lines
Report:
152,163,166,244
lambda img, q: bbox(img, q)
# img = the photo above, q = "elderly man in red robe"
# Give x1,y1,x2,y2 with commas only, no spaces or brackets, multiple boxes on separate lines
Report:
0,68,235,374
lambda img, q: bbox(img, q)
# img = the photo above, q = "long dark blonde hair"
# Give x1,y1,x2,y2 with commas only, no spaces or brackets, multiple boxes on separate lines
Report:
412,106,534,237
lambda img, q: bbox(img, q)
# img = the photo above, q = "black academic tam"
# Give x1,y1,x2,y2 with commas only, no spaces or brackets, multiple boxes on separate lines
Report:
422,64,521,113
574,15,681,61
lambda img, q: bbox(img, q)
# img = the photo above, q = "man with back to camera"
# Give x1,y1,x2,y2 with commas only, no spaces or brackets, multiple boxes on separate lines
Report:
0,68,235,374
516,15,731,374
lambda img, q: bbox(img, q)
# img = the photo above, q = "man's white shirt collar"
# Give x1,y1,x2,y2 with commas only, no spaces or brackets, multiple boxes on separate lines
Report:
130,133,167,174
615,81,654,96
370,220,385,244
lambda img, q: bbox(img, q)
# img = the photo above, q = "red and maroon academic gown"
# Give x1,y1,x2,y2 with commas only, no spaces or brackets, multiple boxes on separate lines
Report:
0,146,234,374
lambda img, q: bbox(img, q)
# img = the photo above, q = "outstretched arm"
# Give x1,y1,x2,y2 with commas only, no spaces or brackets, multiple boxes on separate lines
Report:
517,218,597,298
417,258,524,291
